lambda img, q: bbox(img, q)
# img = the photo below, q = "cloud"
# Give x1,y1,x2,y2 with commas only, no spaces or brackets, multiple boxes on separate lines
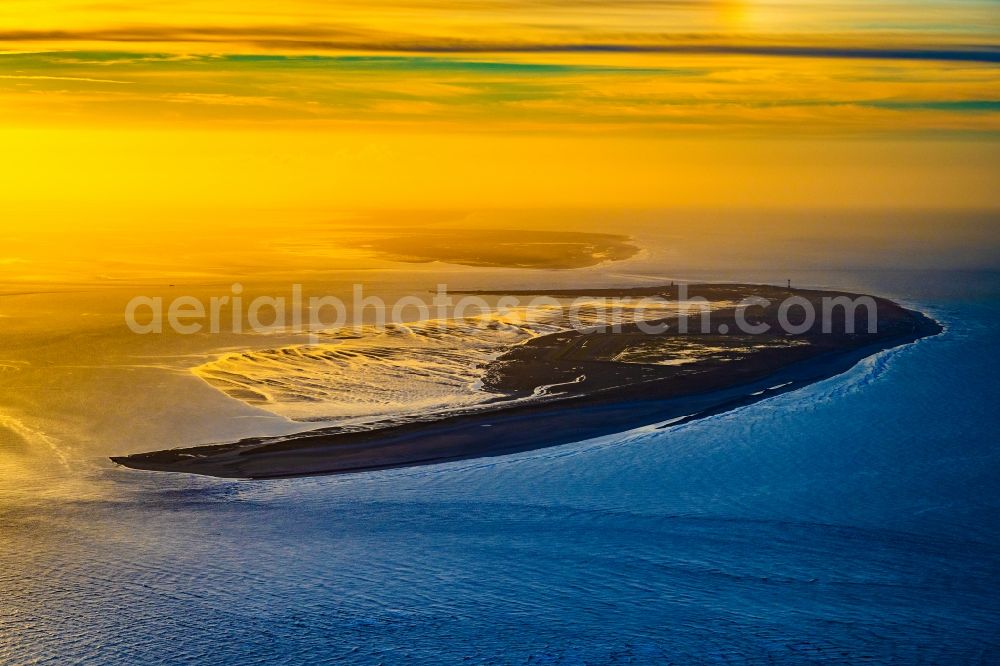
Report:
0,74,132,83
1,26,998,63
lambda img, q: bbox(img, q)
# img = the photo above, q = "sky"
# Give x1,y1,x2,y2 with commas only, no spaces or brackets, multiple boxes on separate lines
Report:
0,1,997,246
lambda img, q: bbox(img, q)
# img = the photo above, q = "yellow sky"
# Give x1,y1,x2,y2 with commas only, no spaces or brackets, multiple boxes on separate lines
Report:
0,0,998,240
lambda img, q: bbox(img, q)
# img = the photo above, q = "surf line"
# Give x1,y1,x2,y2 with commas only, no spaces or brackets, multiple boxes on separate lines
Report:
654,381,801,430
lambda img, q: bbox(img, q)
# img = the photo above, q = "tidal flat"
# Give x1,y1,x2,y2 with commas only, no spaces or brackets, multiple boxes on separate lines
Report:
112,283,940,479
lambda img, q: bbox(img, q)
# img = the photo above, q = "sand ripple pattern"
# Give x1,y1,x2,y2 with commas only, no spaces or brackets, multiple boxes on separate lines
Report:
193,301,705,424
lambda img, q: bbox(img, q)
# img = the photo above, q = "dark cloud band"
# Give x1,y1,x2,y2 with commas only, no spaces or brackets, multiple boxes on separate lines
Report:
1,27,997,64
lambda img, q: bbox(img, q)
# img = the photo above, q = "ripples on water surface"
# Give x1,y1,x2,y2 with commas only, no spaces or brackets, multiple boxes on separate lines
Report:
1,270,998,664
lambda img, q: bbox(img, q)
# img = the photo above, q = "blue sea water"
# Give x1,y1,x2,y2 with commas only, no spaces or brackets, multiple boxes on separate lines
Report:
2,269,999,664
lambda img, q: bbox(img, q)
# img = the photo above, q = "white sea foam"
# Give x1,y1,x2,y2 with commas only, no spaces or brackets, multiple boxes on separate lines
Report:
0,410,70,468
751,381,795,396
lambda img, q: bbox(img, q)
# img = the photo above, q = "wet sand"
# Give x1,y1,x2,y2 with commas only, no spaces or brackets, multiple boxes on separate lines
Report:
112,284,941,479
360,229,639,269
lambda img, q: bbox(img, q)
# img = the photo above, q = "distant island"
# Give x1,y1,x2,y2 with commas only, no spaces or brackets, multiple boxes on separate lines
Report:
112,283,941,479
360,229,640,269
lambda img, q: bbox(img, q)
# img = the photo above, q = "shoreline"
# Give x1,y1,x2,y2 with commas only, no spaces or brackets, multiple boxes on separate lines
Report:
111,285,943,479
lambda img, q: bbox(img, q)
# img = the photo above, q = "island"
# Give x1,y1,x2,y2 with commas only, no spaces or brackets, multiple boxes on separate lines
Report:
112,283,941,479
359,229,640,269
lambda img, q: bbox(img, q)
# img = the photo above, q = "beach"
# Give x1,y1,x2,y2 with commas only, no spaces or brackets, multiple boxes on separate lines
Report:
3,0,999,657
112,283,941,478
3,267,995,664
